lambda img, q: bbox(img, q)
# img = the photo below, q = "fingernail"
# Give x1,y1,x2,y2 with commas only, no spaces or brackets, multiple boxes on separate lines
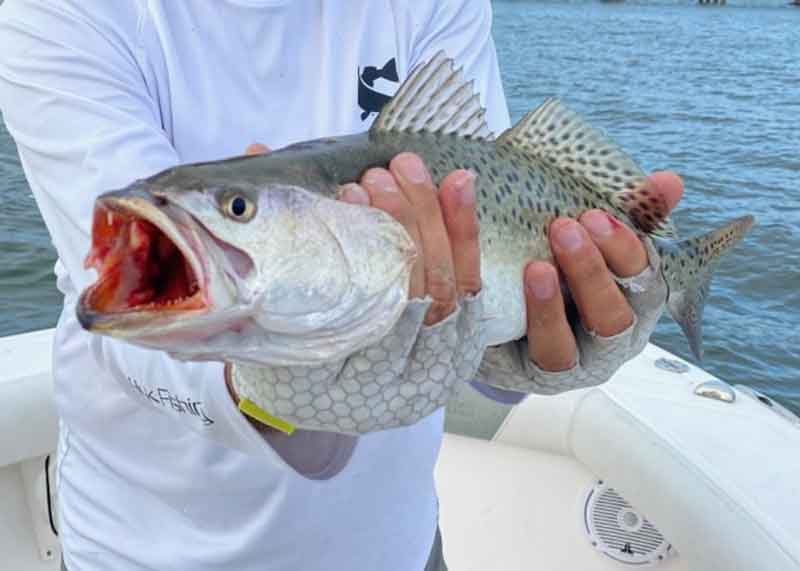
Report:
581,210,614,238
552,220,584,252
362,169,398,193
453,171,476,207
393,153,429,185
527,270,556,300
338,184,370,206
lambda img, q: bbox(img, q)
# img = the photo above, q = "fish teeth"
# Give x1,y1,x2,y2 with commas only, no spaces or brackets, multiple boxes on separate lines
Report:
130,222,144,249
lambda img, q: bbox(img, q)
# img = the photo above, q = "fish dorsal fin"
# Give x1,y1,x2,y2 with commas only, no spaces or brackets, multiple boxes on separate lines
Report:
371,51,493,140
498,98,645,190
498,98,677,238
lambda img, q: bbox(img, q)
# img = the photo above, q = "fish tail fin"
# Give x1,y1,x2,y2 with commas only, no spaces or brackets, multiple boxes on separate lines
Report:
661,215,754,360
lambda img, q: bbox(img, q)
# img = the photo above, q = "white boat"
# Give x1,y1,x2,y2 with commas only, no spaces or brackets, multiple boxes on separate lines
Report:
2,329,799,570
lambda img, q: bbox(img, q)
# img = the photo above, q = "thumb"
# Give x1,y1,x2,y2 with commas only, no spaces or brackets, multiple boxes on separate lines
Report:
644,171,683,214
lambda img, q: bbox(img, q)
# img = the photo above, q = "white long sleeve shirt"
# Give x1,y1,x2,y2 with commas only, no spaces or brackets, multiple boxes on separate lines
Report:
0,1,510,569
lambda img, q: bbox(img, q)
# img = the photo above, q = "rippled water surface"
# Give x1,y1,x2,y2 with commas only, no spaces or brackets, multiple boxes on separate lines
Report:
1,1,798,409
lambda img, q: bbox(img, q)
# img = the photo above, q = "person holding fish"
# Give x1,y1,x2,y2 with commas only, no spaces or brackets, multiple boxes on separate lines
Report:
0,0,749,570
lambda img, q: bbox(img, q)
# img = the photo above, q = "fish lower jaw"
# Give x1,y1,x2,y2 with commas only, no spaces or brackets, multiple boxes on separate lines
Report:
76,301,210,338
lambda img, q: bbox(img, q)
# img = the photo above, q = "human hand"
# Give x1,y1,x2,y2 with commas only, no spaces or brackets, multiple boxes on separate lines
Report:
479,171,684,395
338,152,481,325
525,171,683,371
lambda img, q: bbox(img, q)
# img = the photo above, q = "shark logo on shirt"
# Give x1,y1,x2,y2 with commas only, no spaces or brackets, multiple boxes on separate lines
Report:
357,58,399,121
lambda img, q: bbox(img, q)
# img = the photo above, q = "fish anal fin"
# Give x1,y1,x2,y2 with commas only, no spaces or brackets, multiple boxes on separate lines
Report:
370,51,493,141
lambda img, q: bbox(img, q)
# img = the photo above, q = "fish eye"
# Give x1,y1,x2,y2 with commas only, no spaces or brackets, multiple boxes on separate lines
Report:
223,193,255,222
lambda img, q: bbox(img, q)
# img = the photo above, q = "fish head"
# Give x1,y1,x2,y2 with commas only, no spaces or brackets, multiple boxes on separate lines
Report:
78,170,417,366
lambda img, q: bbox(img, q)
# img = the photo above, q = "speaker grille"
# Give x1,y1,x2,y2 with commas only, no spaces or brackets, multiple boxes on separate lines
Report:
584,481,672,566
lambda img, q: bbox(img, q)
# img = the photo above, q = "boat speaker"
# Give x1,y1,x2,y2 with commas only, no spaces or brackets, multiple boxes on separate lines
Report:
584,480,673,566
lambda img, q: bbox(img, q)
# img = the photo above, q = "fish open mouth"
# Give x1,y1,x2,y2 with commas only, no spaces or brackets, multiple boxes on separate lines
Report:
79,196,208,327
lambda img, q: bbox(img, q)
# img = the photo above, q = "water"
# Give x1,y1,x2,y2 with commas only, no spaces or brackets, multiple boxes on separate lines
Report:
0,2,798,410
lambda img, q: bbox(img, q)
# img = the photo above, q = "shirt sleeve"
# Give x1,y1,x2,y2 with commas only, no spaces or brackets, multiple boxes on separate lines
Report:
0,0,272,455
407,0,526,405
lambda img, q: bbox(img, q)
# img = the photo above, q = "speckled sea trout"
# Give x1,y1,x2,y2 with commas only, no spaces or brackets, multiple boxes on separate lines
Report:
77,53,753,366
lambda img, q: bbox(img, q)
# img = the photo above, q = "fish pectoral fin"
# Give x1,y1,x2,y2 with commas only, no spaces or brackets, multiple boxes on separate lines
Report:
370,51,493,141
497,98,678,238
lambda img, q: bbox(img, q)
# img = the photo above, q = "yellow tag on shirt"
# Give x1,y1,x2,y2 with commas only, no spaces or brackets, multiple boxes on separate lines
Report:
238,398,296,435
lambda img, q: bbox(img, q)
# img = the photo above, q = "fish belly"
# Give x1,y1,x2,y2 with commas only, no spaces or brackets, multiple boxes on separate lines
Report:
480,257,529,346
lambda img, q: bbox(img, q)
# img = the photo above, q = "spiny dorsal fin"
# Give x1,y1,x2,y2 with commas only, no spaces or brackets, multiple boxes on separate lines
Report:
371,51,493,140
498,98,678,238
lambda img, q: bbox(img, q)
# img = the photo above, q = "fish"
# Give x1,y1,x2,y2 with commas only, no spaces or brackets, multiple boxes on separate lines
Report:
77,52,753,366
